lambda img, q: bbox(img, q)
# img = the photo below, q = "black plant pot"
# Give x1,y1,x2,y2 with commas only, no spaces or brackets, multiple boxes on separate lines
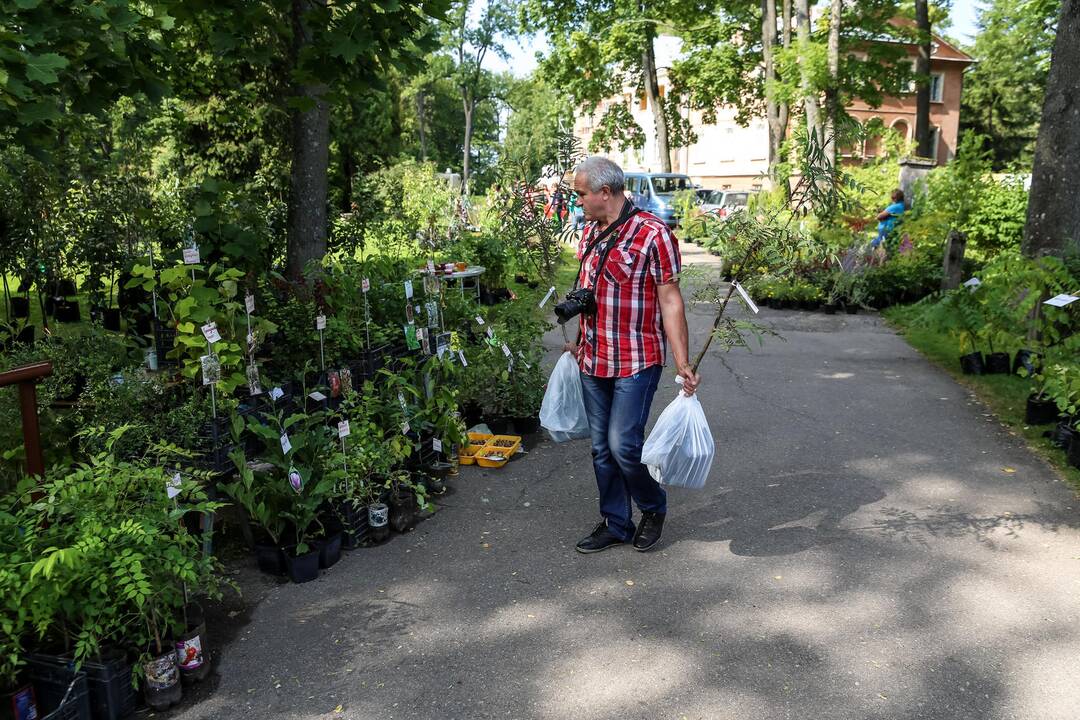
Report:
254,542,285,576
54,300,80,323
337,502,370,549
175,603,211,684
100,308,122,332
25,654,94,720
388,495,417,533
805,301,821,311
10,296,30,319
56,279,77,297
984,352,1011,374
514,273,528,285
462,402,483,428
1068,431,1080,470
823,303,838,315
284,547,320,583
421,471,445,496
317,531,343,569
487,416,511,435
12,325,34,347
1051,419,1075,450
844,303,858,315
511,416,541,434
1025,394,1059,425
1013,349,1040,376
959,351,985,375
133,313,153,337
142,651,182,711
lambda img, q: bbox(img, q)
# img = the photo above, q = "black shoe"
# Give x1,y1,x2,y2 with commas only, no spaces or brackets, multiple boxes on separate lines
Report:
576,520,627,554
633,511,665,552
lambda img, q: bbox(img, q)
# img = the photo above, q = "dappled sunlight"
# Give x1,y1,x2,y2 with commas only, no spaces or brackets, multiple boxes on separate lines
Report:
816,371,855,379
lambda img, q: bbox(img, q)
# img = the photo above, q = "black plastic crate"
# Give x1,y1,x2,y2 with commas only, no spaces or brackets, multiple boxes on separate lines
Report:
81,653,136,720
27,656,92,720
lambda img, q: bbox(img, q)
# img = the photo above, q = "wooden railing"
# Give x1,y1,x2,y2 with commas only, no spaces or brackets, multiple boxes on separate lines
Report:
0,361,53,477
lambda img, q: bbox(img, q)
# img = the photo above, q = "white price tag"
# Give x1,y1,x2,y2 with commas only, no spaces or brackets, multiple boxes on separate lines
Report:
459,351,468,367
201,322,221,344
316,315,326,330
182,247,200,265
963,277,982,289
432,438,443,453
280,433,292,455
404,280,414,299
270,387,284,402
337,420,351,438
1044,294,1079,307
308,391,326,402
517,350,532,369
486,327,495,339
539,286,557,308
501,343,512,358
402,422,411,434
166,472,182,500
732,281,760,314
475,315,485,325
245,294,255,314
362,278,371,293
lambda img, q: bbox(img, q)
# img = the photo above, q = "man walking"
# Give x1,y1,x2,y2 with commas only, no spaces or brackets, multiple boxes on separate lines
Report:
568,156,699,554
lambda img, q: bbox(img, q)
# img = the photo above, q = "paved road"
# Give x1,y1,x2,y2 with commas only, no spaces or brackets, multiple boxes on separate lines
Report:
172,250,1080,720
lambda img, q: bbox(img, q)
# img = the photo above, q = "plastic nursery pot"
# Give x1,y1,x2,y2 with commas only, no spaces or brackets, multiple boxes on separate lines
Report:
959,351,985,375
100,308,122,332
368,503,390,543
284,546,321,584
76,648,137,720
175,603,211,684
143,649,182,711
1051,418,1075,450
486,416,511,435
1025,394,1059,425
1068,432,1080,470
1013,349,1040,376
10,296,30,319
388,494,417,533
511,416,541,434
2,683,38,720
984,352,1011,375
317,531,343,569
337,502,369,549
54,300,81,324
25,654,94,720
823,303,838,315
254,541,286,576
843,303,858,315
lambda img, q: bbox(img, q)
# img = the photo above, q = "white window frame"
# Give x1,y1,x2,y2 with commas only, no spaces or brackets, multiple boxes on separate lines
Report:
929,73,944,103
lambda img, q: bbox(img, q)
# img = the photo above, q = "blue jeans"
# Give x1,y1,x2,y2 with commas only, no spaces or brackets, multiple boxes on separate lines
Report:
580,365,666,541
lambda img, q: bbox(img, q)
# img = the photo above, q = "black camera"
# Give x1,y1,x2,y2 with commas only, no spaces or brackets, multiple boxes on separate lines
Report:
554,288,597,324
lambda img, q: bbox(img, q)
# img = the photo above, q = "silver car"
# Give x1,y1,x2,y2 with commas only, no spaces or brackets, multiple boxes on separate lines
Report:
699,189,755,220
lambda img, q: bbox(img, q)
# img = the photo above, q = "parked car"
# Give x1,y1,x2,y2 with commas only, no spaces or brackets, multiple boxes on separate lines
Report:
624,172,695,227
699,189,755,220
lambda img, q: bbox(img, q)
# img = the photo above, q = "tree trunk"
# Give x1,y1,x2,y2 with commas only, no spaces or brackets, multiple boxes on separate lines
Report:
462,92,474,191
286,0,330,280
914,0,934,159
795,0,822,150
416,89,428,162
642,31,673,173
1022,0,1080,258
822,0,842,169
763,0,783,183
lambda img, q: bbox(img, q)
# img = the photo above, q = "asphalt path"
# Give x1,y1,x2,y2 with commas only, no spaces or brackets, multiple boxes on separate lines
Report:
170,245,1080,720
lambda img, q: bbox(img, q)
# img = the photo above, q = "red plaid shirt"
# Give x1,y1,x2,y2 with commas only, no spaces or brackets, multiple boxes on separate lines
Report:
576,210,682,378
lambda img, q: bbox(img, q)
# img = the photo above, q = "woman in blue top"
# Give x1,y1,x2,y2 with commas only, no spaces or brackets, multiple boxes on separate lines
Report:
873,189,906,248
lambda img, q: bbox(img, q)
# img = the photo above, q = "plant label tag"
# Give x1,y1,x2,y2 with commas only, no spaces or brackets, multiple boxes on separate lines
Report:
459,351,468,367
182,247,200,265
338,420,351,438
398,391,407,412
733,281,760,314
427,260,436,273
539,286,557,308
1043,294,1079,307
404,280,414,299
963,277,981,289
166,472,182,499
280,433,292,455
308,391,326,402
200,355,220,385
270,386,284,402
486,327,495,339
316,315,326,330
402,421,411,435
362,277,371,293
475,315,485,325
517,350,532,369
432,438,443,453
245,294,255,314
501,342,512,357
201,322,221,344
247,364,262,396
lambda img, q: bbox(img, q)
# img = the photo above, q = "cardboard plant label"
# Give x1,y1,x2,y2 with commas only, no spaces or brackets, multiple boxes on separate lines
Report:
475,315,485,325
362,277,371,293
166,472,182,500
182,246,201,265
539,286,557,309
398,391,407,412
732,281,760,314
280,433,293,455
247,364,263,396
963,277,982,289
432,438,443,453
337,420,351,438
308,391,327,402
200,355,220,386
245,294,255,314
501,342,512,358
201,322,221,344
486,327,495,339
402,421,411,435
459,350,468,367
404,324,420,350
1044,294,1079,307
426,301,439,327
404,280,414,299
269,386,284,402
316,314,327,330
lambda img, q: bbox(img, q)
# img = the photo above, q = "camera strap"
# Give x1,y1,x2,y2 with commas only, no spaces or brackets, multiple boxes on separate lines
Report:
574,201,640,291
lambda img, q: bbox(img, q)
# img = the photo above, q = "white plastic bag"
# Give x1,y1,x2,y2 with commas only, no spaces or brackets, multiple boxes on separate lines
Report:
539,352,591,442
641,390,715,489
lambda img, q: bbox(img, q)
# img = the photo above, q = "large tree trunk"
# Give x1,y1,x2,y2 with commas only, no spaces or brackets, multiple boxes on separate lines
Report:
762,0,788,185
914,0,934,159
1022,0,1080,258
642,30,673,173
822,0,842,169
795,0,822,150
285,0,330,280
416,89,428,162
462,92,474,190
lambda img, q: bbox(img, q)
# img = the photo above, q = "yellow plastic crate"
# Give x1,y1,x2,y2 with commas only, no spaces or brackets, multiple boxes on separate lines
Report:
475,435,522,468
458,432,493,466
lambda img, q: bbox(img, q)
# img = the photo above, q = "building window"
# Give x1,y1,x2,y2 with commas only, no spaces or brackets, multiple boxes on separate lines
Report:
930,73,944,102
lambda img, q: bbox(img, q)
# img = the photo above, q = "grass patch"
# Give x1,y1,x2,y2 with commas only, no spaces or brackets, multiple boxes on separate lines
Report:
884,304,1080,494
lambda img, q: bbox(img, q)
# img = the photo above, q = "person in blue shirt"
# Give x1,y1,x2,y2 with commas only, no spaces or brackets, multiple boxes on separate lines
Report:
873,189,906,248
